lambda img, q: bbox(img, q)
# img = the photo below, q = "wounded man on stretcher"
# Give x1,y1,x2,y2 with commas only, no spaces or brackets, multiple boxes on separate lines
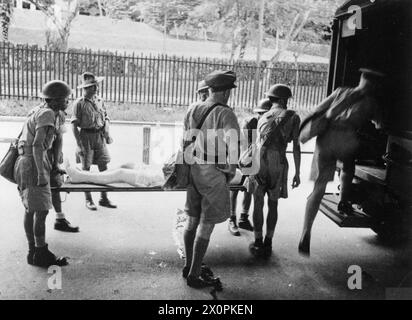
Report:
64,160,244,188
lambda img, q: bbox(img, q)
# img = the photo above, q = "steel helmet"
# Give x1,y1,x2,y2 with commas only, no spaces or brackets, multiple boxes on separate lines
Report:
265,84,292,99
197,80,209,92
253,98,272,113
41,80,72,99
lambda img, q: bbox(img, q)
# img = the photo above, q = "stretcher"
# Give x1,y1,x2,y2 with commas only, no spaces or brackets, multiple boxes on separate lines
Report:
53,182,246,193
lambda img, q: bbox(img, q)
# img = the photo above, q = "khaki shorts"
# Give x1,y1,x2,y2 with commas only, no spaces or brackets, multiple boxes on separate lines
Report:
310,130,359,183
14,155,52,212
185,164,230,224
78,130,110,168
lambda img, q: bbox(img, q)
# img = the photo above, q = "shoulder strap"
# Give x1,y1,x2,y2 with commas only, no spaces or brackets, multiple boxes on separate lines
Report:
262,110,294,148
183,103,222,149
195,103,221,130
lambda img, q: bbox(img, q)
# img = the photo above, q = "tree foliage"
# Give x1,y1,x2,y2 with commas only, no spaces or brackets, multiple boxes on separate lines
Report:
28,0,79,51
0,0,14,41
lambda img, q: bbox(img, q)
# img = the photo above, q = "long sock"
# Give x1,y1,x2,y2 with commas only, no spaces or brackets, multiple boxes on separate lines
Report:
24,210,35,248
85,191,93,202
56,212,66,219
52,191,62,213
254,231,263,241
34,211,48,248
183,229,196,269
266,229,275,239
101,191,108,201
189,237,210,278
98,164,109,201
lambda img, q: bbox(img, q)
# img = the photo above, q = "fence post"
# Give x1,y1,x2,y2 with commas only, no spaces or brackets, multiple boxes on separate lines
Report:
143,126,151,165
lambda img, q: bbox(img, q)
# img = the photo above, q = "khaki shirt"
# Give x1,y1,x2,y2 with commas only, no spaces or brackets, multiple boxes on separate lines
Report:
257,107,300,152
71,96,109,129
20,104,57,150
183,99,240,164
325,87,382,130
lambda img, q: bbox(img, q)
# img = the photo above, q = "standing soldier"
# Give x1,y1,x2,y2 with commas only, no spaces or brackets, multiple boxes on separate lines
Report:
197,80,209,102
27,101,79,232
298,68,384,256
228,98,272,236
182,70,240,288
247,84,301,258
187,80,209,113
71,72,116,211
14,80,70,267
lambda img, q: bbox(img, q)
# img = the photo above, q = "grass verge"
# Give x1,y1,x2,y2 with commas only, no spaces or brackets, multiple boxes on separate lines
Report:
0,98,310,123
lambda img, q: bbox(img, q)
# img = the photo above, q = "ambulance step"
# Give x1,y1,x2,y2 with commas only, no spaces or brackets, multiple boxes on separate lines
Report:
320,194,373,228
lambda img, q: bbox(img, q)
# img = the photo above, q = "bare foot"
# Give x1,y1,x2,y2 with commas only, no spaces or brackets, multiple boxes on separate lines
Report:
64,158,82,183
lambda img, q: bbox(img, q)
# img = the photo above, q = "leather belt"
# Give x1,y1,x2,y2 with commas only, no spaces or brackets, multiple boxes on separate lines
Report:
81,128,103,133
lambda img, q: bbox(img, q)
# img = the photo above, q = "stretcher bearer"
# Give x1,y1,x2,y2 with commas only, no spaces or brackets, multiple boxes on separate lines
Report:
14,80,70,267
298,68,384,256
27,105,79,232
247,84,301,258
71,72,116,211
228,98,272,236
182,70,240,288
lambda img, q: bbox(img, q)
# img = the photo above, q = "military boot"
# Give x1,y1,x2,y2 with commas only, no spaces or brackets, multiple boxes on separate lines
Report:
27,243,35,265
33,244,68,268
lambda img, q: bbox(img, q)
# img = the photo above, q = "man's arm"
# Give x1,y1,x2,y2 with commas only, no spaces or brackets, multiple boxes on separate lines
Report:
219,109,241,181
33,126,51,186
52,132,63,168
292,115,301,188
72,120,81,145
70,101,84,150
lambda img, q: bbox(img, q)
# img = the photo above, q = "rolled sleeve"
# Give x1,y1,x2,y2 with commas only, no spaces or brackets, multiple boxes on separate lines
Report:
70,100,81,125
35,109,55,130
220,108,241,163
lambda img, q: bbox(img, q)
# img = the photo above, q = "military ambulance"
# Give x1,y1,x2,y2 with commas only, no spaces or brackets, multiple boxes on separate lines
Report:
320,0,412,240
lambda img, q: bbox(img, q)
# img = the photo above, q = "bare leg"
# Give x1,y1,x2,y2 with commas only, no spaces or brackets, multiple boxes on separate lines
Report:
65,160,163,187
98,162,109,201
340,159,355,204
230,190,238,221
34,210,48,248
299,180,328,256
119,162,136,169
266,199,278,239
52,190,62,214
241,191,252,216
81,162,93,202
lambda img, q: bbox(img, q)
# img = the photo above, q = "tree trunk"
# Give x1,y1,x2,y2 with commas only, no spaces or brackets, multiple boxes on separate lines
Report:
97,0,104,16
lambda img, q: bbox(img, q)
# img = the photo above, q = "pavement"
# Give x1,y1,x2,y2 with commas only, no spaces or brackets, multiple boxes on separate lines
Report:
0,120,411,300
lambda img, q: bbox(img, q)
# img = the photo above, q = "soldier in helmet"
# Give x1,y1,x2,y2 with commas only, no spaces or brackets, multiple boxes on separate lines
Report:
197,80,209,102
25,84,79,233
71,72,116,211
14,80,71,267
228,98,272,236
247,84,301,258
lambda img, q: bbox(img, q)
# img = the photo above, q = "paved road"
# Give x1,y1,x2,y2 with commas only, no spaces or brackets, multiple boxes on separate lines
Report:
0,120,410,300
